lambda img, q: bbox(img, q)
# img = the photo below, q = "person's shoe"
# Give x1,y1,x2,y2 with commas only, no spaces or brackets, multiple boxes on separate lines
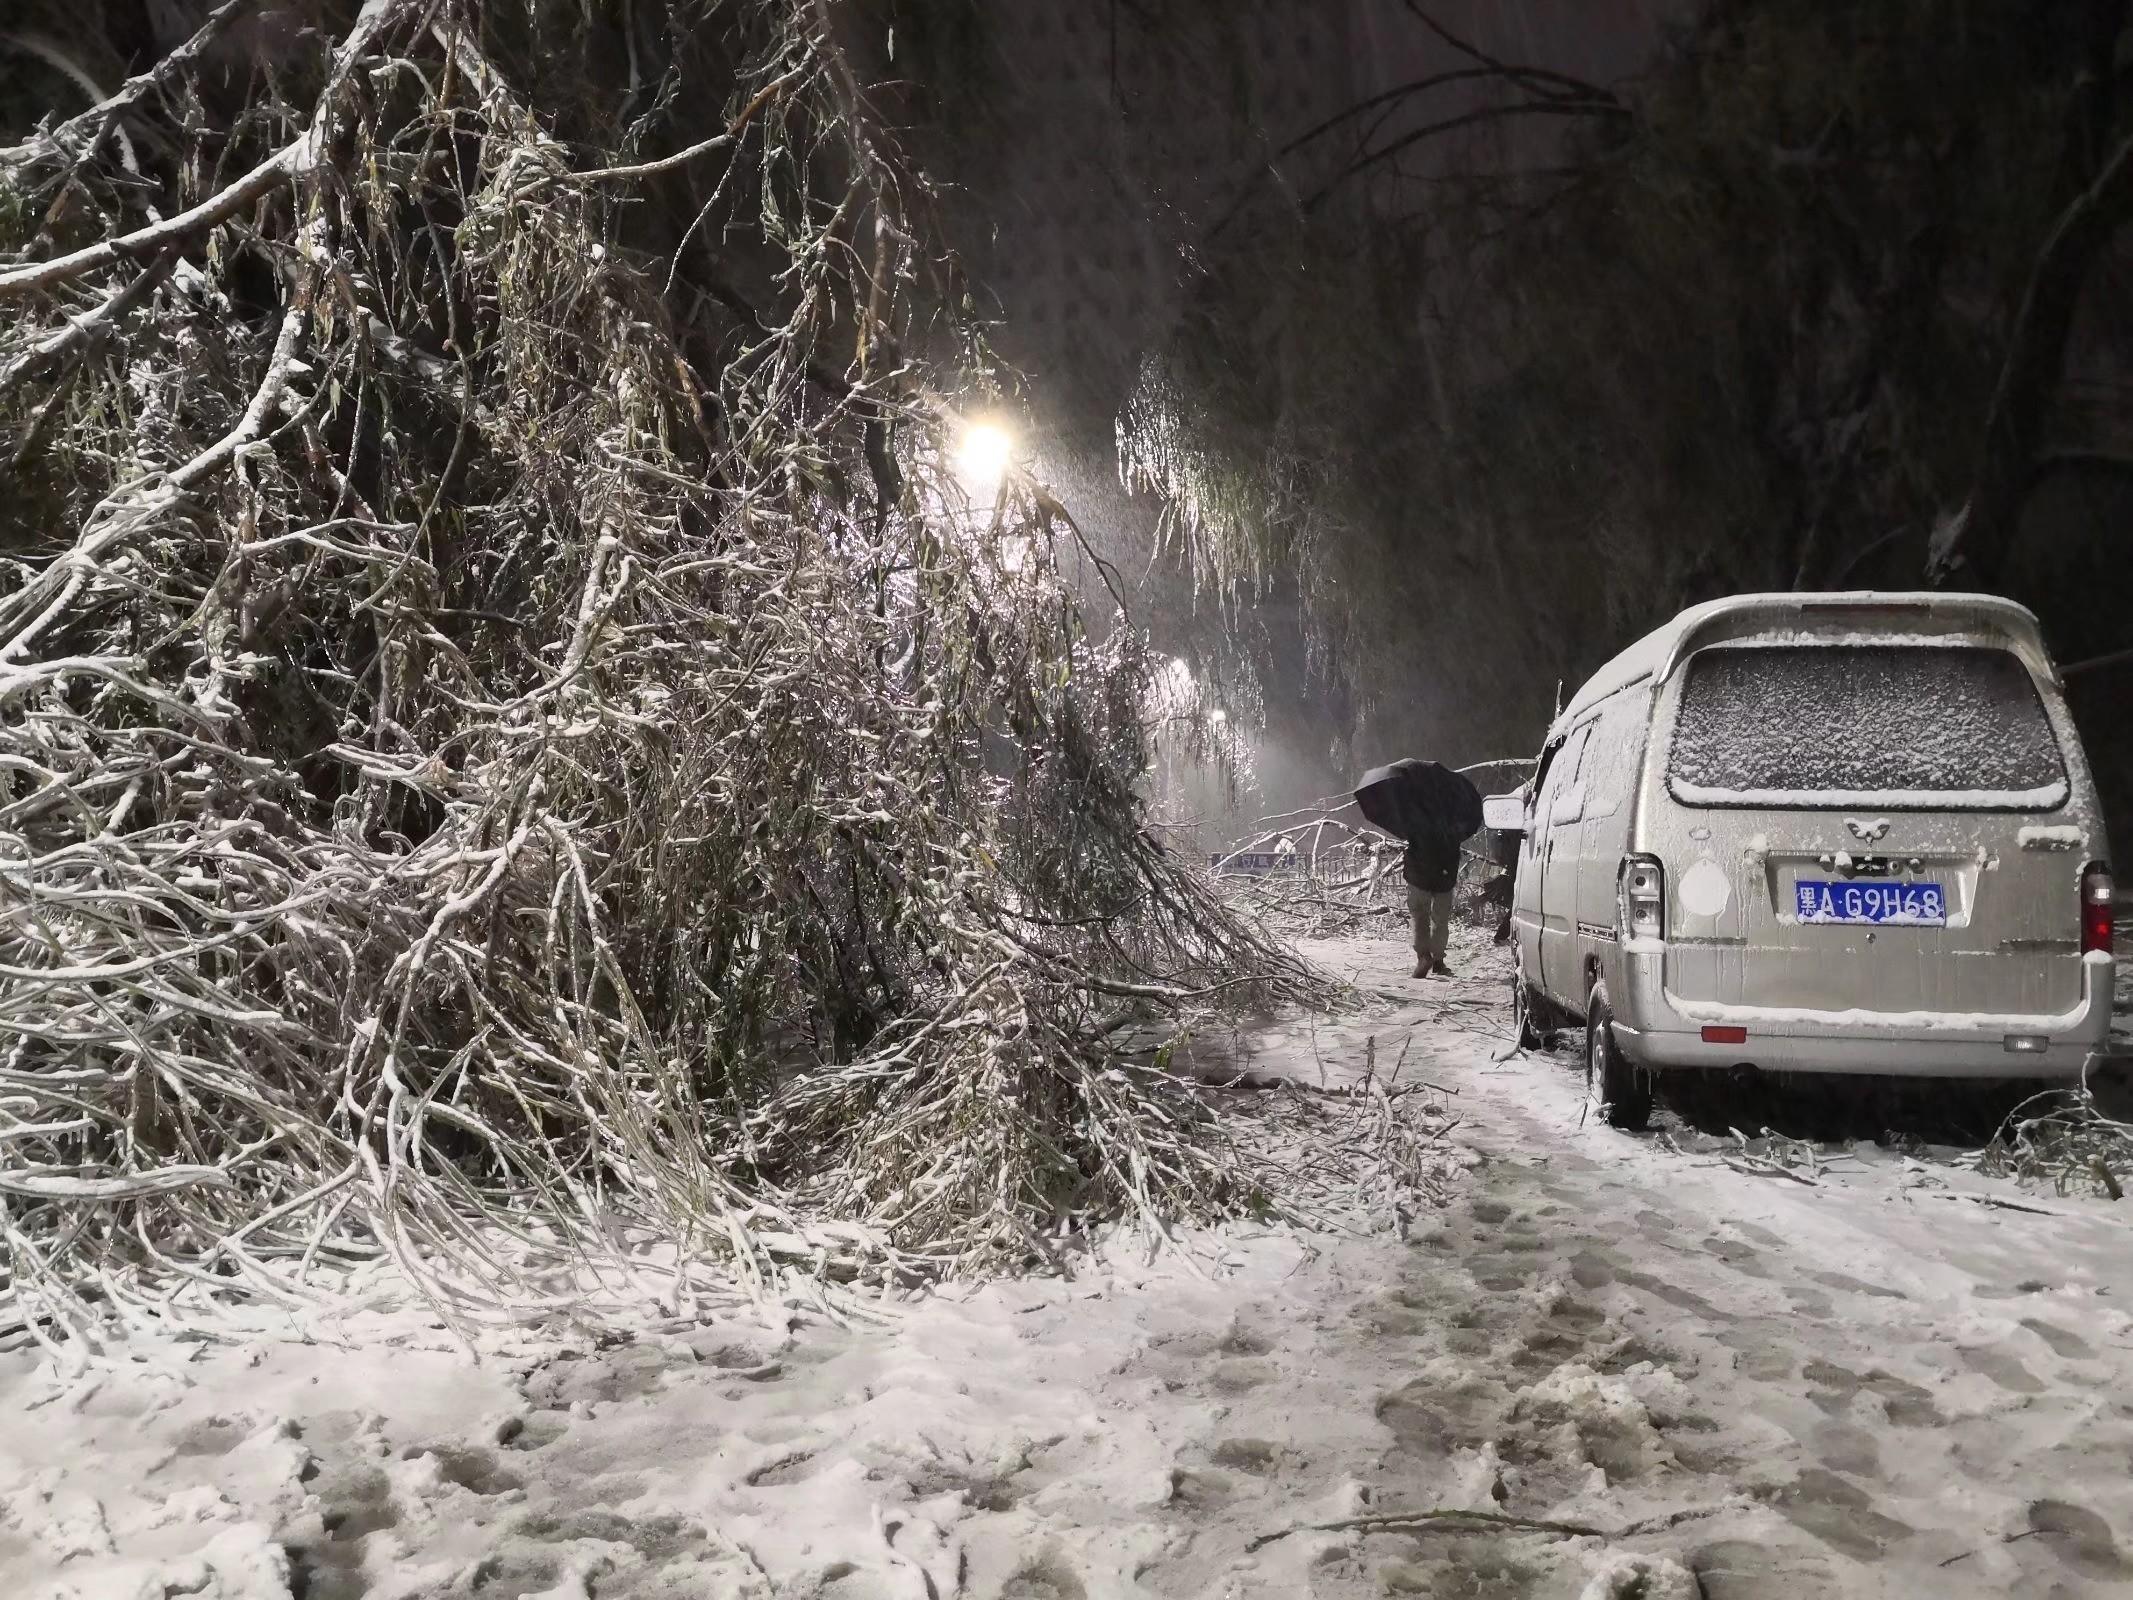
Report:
1412,963,1431,979
1433,960,1454,977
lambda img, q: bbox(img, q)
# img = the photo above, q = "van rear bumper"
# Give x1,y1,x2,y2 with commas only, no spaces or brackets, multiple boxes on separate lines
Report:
1611,949,2115,1079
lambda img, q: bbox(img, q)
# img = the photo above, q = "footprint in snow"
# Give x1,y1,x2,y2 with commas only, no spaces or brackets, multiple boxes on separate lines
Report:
401,1442,523,1496
1768,1467,1915,1562
1958,1342,2046,1395
1800,1361,1944,1427
2027,1498,2132,1578
999,1551,1087,1600
1811,1270,1907,1301
1701,1235,1772,1278
2019,1318,2096,1361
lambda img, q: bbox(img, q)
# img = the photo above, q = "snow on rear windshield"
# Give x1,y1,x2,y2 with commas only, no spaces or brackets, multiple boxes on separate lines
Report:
1668,643,2067,805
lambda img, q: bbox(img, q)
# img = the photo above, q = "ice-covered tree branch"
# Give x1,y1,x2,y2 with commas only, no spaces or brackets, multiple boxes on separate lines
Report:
0,0,1320,1341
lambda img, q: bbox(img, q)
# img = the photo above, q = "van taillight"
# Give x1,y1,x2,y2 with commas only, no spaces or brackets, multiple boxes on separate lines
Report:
1621,855,1665,940
2082,863,2114,954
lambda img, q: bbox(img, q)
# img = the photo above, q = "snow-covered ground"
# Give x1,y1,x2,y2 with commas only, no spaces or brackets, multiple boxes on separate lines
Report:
7,928,2133,1599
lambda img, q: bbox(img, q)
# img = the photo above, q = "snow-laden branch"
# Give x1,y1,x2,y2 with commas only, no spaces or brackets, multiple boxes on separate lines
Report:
0,247,175,398
0,0,1323,1341
0,0,408,303
0,1166,235,1201
0,0,257,173
0,143,298,301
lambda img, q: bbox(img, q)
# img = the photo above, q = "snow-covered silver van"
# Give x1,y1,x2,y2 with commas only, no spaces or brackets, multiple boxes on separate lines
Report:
1503,592,2115,1128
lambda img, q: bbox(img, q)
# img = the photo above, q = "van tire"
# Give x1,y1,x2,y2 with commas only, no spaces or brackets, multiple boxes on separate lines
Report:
1585,986,1652,1131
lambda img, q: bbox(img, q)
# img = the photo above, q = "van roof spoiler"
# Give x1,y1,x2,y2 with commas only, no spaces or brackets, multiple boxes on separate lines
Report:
1551,592,2052,737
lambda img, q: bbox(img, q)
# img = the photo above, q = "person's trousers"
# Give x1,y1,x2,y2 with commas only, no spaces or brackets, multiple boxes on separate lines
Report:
1407,886,1452,966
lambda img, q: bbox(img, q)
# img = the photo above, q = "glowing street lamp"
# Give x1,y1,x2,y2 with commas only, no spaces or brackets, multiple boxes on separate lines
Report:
956,419,1014,491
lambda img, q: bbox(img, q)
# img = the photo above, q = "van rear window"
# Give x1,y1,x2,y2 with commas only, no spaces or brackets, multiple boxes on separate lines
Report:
1667,643,2068,809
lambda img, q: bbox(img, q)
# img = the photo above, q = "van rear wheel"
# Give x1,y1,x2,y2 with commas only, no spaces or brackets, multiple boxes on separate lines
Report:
1585,986,1653,1131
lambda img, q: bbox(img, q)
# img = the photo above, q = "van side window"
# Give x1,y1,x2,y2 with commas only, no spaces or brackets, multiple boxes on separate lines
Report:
1583,689,1651,821
1526,737,1564,855
1545,725,1592,826
1583,717,1622,821
1552,725,1592,824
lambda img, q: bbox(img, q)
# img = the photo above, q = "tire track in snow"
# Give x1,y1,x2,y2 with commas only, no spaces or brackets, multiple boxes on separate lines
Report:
1272,928,2133,1598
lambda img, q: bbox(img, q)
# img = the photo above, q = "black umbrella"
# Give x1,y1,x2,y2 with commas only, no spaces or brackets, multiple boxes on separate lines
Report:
1353,759,1483,843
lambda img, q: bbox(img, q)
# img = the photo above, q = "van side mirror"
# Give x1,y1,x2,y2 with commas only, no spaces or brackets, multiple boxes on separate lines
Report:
1482,793,1526,834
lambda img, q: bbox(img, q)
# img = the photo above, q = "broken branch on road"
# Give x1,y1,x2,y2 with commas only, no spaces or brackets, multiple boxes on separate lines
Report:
1247,1499,1731,1553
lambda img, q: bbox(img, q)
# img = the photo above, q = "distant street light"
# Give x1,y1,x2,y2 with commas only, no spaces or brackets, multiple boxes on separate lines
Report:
956,419,1014,491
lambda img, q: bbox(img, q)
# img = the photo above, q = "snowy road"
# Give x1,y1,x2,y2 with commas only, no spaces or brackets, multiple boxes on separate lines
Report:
6,929,2133,1599
1283,931,2133,1597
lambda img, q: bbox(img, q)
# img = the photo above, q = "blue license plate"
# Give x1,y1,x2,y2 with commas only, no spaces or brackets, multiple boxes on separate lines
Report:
1794,880,1947,926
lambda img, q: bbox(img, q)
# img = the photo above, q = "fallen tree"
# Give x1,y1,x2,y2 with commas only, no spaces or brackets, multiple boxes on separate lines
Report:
0,0,1317,1344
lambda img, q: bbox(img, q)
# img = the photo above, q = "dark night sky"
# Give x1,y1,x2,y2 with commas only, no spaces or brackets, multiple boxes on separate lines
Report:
920,2,1684,834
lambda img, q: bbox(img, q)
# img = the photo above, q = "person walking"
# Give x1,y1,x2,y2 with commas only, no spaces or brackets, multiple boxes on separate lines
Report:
1403,825,1463,978
1353,758,1483,980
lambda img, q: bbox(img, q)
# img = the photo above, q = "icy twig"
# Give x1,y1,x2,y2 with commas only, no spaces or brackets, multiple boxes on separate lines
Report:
1952,1062,2133,1199
1247,1507,1609,1551
1249,1500,1731,1552
1718,1156,1818,1187
1934,1192,2061,1218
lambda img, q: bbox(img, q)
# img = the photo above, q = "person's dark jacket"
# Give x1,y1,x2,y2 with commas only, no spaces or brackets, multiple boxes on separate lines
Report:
1403,831,1463,894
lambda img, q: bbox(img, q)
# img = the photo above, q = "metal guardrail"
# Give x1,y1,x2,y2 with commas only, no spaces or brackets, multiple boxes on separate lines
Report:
1205,834,1512,915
